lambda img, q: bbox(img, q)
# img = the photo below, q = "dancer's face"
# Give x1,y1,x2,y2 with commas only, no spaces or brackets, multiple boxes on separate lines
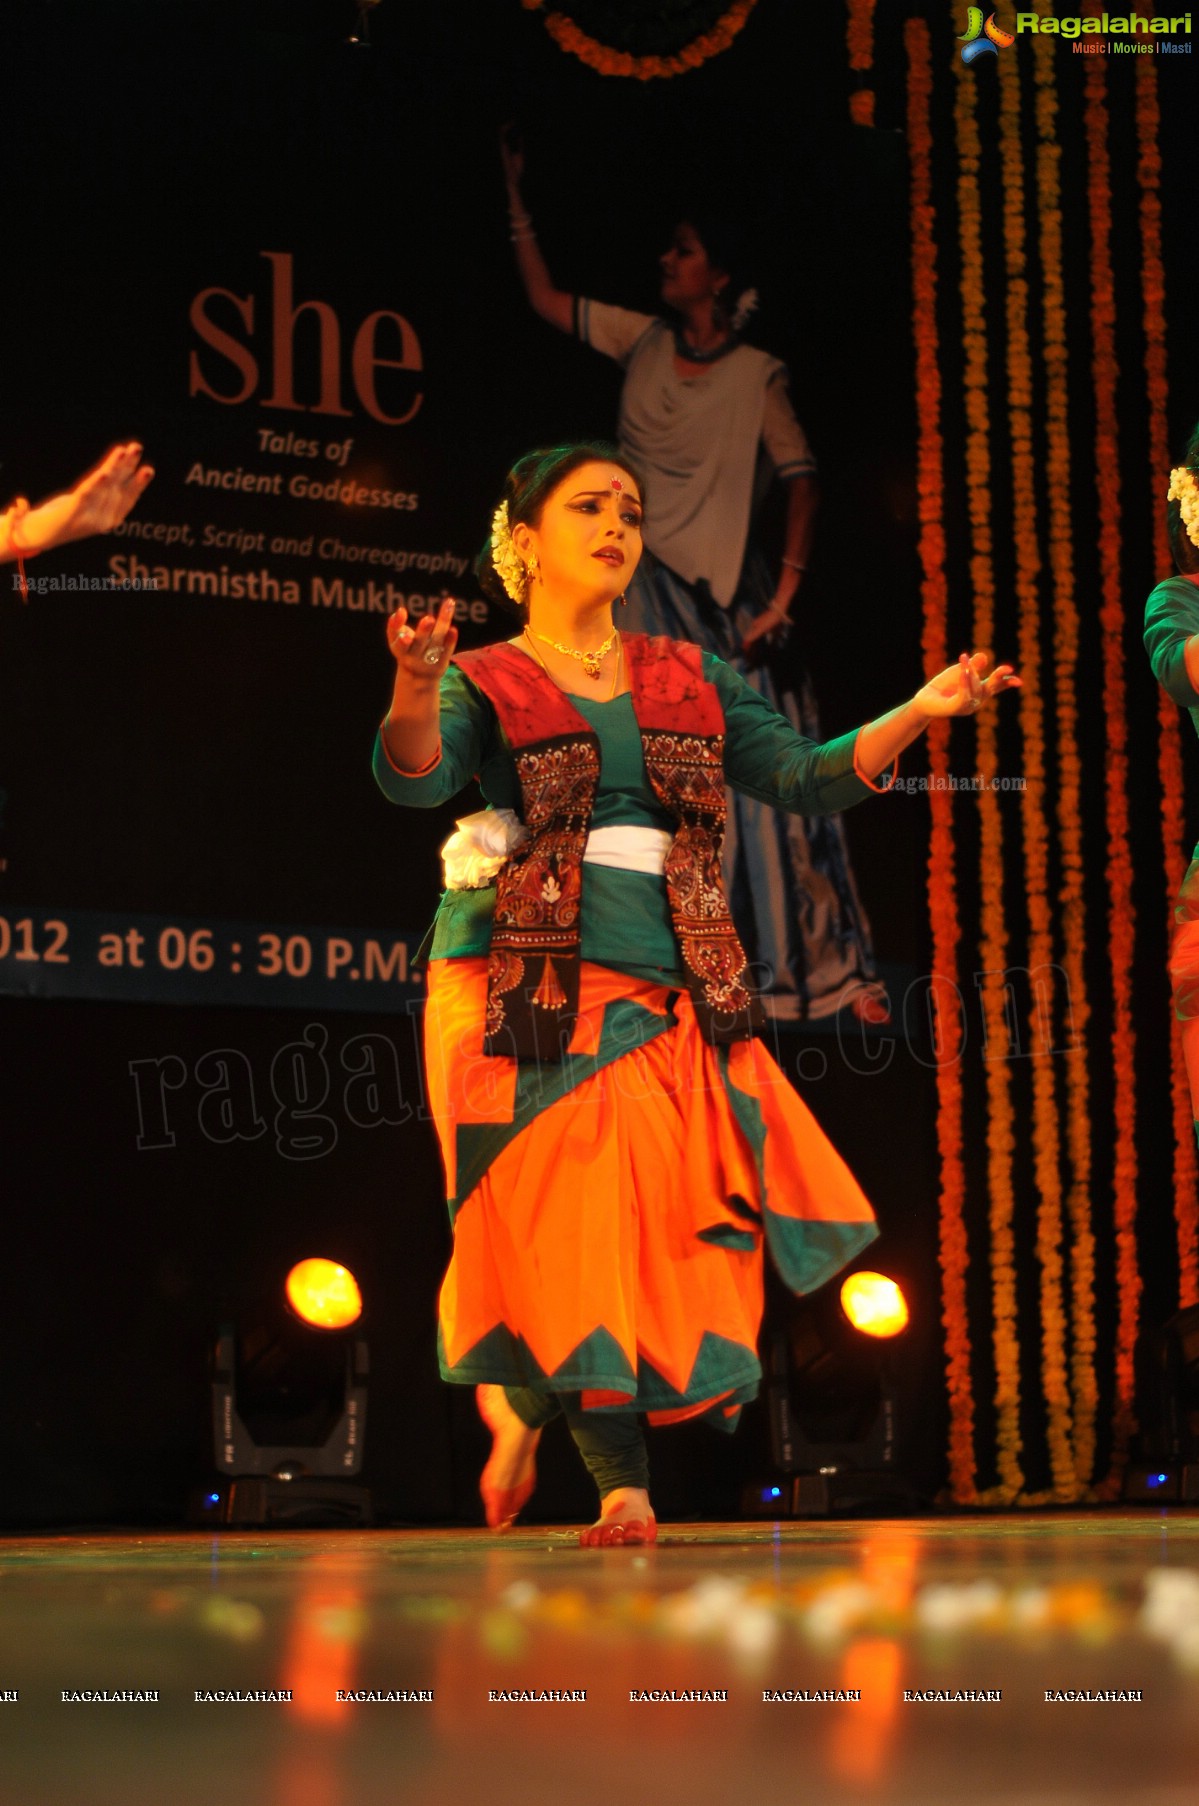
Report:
517,461,643,603
659,222,727,310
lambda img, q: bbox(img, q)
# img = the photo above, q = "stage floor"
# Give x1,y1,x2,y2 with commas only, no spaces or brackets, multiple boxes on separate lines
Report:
1,1512,1197,1805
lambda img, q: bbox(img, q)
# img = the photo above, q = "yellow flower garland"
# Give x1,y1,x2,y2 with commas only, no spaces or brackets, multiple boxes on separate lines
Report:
1031,2,1099,1494
1136,57,1199,1309
996,30,1077,1504
905,17,976,1506
527,1,758,81
954,39,1024,1507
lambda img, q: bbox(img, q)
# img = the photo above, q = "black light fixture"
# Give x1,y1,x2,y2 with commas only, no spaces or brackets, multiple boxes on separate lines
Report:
743,1270,924,1517
196,1258,372,1527
1125,1305,1199,1503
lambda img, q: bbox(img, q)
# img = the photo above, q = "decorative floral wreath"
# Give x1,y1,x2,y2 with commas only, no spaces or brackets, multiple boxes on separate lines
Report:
1168,467,1199,550
521,0,758,81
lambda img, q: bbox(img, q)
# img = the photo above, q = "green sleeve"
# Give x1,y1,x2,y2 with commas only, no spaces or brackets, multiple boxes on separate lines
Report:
372,666,497,808
1144,579,1199,709
704,653,891,816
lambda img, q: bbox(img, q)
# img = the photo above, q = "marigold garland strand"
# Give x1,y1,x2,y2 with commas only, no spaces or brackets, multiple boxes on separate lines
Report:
955,34,1024,1504
1136,54,1199,1310
906,17,977,1505
847,0,876,125
1031,2,1100,1491
528,0,758,80
996,28,1076,1502
1084,59,1143,1494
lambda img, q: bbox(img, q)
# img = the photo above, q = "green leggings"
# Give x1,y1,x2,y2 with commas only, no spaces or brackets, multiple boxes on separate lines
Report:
505,1387,650,1499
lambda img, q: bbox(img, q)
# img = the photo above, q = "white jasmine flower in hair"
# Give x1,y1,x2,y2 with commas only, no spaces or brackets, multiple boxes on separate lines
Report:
1168,467,1199,550
490,499,528,605
730,288,759,333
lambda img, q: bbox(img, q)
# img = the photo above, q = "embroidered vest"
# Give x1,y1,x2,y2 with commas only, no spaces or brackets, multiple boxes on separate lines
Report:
451,634,764,1061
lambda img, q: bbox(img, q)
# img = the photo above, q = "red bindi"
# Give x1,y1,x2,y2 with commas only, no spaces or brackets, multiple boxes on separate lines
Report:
610,477,623,492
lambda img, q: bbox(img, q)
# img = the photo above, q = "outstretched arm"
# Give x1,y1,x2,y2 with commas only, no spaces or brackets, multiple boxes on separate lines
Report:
718,650,1021,813
1,441,154,563
501,127,574,335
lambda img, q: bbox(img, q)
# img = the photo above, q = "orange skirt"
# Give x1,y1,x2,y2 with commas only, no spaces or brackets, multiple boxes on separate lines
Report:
424,958,877,1426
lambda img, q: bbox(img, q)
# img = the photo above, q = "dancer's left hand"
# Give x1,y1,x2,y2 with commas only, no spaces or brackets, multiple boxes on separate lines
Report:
915,651,1022,718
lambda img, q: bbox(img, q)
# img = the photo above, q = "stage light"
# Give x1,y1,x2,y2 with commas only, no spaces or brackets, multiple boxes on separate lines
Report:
193,1259,372,1528
1125,1305,1199,1502
286,1258,362,1330
743,1268,923,1519
840,1272,909,1339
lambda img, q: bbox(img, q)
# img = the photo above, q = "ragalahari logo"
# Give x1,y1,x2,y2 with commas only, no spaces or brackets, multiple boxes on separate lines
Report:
959,8,1016,62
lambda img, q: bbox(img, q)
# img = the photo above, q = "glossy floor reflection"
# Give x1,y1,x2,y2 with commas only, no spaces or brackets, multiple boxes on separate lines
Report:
2,1513,1198,1805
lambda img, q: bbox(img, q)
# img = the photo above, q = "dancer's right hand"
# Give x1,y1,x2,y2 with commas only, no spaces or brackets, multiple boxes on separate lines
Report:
387,595,459,683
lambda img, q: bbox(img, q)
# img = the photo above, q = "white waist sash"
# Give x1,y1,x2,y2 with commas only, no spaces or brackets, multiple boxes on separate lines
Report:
582,825,673,876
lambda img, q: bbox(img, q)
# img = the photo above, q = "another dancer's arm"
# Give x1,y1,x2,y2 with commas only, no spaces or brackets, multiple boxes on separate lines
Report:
0,442,154,563
741,378,819,652
717,650,1020,812
501,130,573,335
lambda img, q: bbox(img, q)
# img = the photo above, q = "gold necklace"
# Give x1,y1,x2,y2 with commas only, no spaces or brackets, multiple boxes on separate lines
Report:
523,628,623,700
531,624,617,680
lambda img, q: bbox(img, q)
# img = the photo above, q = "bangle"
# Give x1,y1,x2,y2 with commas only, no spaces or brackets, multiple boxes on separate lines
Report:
508,210,533,228
781,557,806,573
510,228,537,243
852,725,900,794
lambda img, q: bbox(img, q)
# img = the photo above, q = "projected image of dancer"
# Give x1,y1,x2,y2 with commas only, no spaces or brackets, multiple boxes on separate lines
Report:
1145,422,1199,1147
373,440,1019,1545
502,132,885,1026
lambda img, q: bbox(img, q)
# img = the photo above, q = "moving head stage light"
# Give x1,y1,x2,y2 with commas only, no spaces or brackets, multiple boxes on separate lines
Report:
745,1270,923,1518
1125,1304,1199,1503
200,1258,371,1528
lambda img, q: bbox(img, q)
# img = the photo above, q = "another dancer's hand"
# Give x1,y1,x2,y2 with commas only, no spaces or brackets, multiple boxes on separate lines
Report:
914,651,1021,718
739,601,788,658
387,595,459,683
3,441,154,560
500,122,525,195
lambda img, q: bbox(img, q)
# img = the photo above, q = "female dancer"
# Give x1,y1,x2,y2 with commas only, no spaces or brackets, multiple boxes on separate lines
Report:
374,441,1019,1546
1144,424,1199,1142
502,137,883,1025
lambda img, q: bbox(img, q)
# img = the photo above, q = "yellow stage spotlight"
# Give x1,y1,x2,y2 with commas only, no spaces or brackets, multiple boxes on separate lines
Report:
840,1271,909,1339
286,1259,363,1330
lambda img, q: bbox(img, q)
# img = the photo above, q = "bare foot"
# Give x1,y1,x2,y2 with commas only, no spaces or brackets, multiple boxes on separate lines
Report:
476,1385,541,1532
579,1486,658,1549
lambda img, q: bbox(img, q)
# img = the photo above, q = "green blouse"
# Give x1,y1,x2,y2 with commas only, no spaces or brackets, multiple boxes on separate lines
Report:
373,649,886,981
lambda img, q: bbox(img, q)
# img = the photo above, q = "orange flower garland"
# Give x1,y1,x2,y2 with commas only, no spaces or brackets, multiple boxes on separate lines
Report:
1085,60,1143,1494
528,0,758,80
954,41,1024,1505
847,0,876,125
1031,5,1099,1493
996,32,1076,1503
1136,55,1199,1311
905,18,976,1506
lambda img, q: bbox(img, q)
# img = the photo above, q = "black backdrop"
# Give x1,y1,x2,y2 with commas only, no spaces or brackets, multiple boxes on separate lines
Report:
1,0,1017,1523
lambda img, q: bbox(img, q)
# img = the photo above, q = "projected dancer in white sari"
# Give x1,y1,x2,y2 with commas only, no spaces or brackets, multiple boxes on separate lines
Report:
501,139,887,1024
